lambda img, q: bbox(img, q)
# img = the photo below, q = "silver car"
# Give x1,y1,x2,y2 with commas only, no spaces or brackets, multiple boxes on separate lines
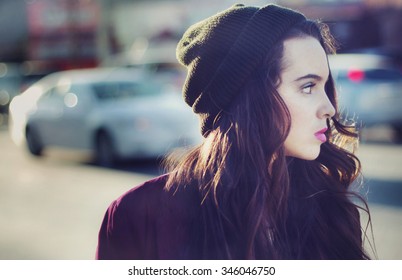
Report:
329,53,402,142
8,67,202,166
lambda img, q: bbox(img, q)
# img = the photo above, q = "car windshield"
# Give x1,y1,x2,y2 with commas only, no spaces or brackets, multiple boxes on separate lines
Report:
92,81,162,101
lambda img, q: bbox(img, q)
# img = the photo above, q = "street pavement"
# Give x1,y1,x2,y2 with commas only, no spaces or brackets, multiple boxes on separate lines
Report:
0,127,401,259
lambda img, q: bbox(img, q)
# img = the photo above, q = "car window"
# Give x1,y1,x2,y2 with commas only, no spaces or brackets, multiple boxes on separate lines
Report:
335,68,402,82
363,69,402,80
91,81,161,101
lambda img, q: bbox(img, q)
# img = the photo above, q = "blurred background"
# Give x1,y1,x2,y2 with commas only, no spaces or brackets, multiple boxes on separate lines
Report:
0,0,401,259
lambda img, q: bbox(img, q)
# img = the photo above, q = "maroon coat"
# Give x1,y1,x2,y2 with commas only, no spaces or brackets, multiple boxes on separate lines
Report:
96,174,203,259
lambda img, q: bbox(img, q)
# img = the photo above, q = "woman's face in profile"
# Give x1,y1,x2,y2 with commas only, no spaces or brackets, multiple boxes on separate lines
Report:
277,36,336,160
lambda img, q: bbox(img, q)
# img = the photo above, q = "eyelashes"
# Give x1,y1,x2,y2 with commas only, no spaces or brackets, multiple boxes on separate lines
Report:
301,82,316,94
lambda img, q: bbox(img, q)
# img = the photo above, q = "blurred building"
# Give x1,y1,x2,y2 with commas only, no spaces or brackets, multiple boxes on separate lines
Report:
0,1,27,62
108,0,402,68
1,0,402,69
0,0,118,71
26,0,100,69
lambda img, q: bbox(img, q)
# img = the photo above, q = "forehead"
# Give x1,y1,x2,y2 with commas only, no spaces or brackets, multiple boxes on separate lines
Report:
281,36,329,79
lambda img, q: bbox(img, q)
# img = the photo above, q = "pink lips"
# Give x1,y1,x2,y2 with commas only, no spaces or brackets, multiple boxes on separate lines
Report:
314,128,328,143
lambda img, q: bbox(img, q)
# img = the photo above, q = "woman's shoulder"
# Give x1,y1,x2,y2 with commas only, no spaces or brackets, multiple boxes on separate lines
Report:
112,173,169,211
97,173,202,259
110,173,200,217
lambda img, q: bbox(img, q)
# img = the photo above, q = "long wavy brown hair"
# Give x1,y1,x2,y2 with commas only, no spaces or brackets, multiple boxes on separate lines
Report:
164,19,373,259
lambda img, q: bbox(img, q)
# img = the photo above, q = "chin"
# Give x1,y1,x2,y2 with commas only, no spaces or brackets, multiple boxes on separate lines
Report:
303,153,320,161
287,147,321,161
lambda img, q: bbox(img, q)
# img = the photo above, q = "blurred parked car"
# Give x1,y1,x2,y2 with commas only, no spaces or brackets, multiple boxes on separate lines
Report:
0,63,23,123
329,53,402,142
8,67,202,166
0,61,56,126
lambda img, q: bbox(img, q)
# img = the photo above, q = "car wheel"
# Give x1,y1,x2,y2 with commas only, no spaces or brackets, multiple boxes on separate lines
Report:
95,132,116,167
26,127,43,156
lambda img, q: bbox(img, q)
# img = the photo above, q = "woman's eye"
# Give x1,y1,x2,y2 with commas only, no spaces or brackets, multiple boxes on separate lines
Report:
302,83,315,94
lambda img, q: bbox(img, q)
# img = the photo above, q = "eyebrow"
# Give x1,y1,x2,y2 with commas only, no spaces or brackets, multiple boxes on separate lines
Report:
294,74,325,82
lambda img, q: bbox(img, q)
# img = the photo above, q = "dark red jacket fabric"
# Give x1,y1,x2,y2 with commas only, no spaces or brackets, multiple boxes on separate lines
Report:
96,174,202,259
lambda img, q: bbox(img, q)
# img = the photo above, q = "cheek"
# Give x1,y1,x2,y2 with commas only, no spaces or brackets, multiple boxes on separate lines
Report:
284,102,303,147
285,108,305,149
283,100,320,160
286,99,306,134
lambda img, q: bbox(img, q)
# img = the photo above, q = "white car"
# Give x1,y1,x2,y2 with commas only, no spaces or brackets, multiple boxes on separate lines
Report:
329,53,402,141
8,67,202,166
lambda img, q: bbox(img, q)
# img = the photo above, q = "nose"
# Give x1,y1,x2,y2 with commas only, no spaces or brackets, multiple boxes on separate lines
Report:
318,93,336,119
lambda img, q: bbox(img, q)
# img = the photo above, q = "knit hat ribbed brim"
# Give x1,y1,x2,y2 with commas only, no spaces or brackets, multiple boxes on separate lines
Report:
176,4,306,136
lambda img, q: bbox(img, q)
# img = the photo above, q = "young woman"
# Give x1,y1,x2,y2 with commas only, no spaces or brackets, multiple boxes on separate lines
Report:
96,3,372,260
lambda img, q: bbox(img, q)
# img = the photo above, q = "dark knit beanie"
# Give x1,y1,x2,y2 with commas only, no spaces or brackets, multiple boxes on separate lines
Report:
176,3,306,136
